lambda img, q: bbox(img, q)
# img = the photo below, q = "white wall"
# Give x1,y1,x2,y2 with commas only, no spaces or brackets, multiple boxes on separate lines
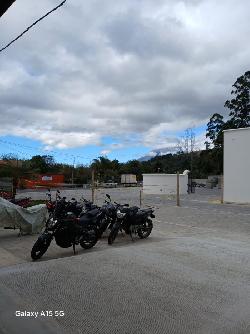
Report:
143,171,189,195
224,128,250,203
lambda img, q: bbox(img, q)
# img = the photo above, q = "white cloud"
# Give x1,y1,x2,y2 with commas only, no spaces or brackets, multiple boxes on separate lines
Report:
0,0,249,151
100,150,111,155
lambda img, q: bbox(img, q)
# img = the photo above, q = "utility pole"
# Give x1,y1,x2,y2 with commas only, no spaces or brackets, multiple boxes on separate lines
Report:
91,169,95,203
139,189,142,207
190,129,195,193
176,172,180,206
184,128,195,194
71,157,75,185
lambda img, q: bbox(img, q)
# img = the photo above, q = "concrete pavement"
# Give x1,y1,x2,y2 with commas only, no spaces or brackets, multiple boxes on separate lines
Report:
0,188,250,333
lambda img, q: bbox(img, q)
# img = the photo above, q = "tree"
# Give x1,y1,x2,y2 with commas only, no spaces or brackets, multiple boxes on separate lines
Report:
1,153,18,161
29,155,55,173
206,113,225,148
224,71,250,128
204,71,250,174
91,156,120,182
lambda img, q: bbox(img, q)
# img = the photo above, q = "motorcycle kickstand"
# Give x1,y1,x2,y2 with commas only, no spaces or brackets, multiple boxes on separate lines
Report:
73,243,76,255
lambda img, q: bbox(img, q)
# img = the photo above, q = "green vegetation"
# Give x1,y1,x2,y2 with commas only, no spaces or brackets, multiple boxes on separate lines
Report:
27,200,46,207
206,70,250,148
0,150,222,183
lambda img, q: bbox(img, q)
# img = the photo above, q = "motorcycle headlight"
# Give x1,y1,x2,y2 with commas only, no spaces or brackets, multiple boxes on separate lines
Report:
47,218,57,229
117,210,126,219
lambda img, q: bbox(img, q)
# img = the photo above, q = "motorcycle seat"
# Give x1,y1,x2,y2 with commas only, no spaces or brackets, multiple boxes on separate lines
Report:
121,206,139,215
78,215,96,226
86,208,100,217
138,208,152,214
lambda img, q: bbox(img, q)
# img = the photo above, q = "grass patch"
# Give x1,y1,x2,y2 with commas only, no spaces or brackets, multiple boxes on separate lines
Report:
27,200,46,207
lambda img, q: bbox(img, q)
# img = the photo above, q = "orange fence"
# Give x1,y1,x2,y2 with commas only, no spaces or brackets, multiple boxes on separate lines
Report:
19,174,65,189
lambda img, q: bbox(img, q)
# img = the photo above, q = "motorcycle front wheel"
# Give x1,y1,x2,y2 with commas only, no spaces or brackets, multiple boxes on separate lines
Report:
80,229,98,249
31,237,51,260
97,219,109,238
108,227,119,245
137,219,153,239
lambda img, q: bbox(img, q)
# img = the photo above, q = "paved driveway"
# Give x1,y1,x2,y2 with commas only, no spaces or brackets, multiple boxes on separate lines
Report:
1,188,250,333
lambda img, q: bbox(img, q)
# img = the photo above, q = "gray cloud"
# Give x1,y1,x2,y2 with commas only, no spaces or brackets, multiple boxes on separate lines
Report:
0,0,249,153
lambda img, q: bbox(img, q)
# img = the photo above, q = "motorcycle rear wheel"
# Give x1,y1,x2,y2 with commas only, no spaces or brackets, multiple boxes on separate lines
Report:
80,229,98,249
137,219,153,239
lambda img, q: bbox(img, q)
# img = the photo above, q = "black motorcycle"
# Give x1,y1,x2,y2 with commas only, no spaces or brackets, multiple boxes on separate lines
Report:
76,194,126,239
73,197,107,238
95,194,130,239
108,205,155,245
31,197,99,260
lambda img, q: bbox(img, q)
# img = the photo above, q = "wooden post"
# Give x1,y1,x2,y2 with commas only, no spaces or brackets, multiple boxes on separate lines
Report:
220,175,224,204
91,170,95,203
71,158,75,185
139,189,142,207
176,172,180,207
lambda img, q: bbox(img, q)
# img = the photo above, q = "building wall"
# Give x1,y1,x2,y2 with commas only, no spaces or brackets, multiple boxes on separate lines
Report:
224,128,250,203
143,171,189,195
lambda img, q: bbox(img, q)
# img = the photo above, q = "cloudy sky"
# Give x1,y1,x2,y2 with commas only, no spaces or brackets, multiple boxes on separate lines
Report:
0,0,249,164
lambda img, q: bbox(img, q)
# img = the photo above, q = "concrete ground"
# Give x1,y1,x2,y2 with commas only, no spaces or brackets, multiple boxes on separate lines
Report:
0,188,250,334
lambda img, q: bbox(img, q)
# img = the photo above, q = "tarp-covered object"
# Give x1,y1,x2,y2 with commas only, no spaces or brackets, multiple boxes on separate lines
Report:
0,198,47,234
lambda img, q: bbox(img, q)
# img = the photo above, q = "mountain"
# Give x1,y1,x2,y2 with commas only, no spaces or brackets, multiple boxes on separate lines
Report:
138,146,180,161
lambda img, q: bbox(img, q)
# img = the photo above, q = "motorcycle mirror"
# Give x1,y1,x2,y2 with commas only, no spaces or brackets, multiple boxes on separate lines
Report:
124,203,129,207
47,188,50,192
57,190,60,193
106,194,111,199
72,198,76,201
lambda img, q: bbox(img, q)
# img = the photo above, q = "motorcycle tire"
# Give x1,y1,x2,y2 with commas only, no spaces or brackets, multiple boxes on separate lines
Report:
137,219,153,239
108,227,119,245
31,238,51,260
80,229,98,249
96,221,107,238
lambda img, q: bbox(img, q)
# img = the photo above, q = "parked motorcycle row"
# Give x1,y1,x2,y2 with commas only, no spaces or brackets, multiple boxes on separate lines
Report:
31,189,155,260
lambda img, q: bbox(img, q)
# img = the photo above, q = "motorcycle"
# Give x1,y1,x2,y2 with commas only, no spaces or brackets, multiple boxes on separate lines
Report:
95,194,130,239
75,194,127,239
108,204,155,245
31,196,99,260
45,189,56,217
